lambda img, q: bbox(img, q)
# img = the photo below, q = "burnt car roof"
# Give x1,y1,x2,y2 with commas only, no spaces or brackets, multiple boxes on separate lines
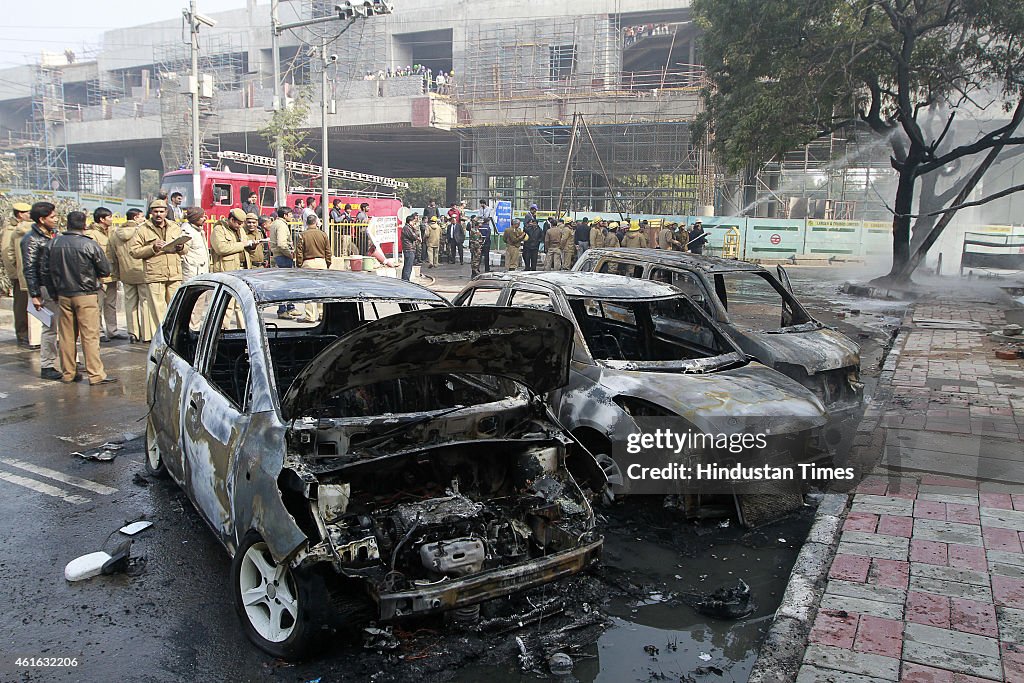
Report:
191,270,449,304
473,271,680,299
583,248,764,274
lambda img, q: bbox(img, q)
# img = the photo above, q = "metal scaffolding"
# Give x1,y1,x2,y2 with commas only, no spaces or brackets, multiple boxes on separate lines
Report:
153,36,245,173
30,66,71,191
454,15,714,215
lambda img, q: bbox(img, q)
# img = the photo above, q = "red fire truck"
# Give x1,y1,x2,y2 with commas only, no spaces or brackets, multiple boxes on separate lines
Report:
159,151,405,222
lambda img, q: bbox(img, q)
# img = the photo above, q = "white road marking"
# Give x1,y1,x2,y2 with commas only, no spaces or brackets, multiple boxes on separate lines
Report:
0,470,91,504
0,458,118,495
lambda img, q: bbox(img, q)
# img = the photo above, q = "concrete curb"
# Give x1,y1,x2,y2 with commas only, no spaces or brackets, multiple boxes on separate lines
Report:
746,312,915,683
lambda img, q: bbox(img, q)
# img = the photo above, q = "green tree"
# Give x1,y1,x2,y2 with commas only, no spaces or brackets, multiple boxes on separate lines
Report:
259,88,314,188
694,0,1024,283
397,177,446,208
104,170,162,198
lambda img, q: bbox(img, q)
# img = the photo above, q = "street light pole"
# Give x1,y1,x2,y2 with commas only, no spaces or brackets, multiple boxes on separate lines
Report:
270,0,286,208
271,2,394,217
189,0,201,208
321,35,330,224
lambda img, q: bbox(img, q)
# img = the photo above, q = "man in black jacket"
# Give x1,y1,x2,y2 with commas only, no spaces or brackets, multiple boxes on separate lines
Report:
21,201,62,380
42,211,116,385
522,218,542,270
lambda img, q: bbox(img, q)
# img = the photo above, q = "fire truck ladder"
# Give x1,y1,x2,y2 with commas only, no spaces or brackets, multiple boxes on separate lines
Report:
216,151,409,189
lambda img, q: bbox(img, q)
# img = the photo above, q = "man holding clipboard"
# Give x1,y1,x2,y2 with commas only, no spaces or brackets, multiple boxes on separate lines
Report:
129,199,187,336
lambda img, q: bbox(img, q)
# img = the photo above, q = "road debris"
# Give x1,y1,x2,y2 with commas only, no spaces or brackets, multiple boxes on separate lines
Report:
684,579,755,619
119,520,153,536
72,449,118,462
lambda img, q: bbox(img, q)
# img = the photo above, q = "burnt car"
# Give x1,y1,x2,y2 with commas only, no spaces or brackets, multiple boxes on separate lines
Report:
144,270,602,659
453,272,829,521
573,249,863,424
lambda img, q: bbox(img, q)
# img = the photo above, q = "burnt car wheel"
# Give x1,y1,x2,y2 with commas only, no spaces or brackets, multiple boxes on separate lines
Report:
144,419,168,478
232,532,326,660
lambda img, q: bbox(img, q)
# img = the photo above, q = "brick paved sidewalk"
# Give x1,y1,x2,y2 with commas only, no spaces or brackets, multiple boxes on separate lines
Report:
796,295,1024,682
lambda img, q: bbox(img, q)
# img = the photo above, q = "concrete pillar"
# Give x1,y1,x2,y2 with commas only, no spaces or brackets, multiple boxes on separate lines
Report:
124,156,142,200
445,174,459,206
472,170,487,206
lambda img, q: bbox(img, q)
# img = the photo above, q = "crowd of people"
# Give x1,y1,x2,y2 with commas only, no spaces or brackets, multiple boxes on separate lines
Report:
363,65,455,95
0,194,397,385
623,24,675,47
397,199,709,281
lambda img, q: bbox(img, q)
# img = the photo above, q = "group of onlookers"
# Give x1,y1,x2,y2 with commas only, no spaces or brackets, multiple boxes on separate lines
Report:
0,195,367,384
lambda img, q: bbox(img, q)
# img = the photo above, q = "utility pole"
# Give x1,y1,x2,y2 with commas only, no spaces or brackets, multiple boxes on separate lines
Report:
271,0,286,206
321,34,331,221
273,1,394,215
189,0,201,207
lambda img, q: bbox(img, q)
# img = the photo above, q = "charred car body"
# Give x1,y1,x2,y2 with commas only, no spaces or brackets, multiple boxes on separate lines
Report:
453,272,829,522
573,249,863,426
144,270,601,659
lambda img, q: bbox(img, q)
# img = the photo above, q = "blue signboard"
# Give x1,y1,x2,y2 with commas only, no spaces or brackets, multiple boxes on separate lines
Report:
495,201,512,234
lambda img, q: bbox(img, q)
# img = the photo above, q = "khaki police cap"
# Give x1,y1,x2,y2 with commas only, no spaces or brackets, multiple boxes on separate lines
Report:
229,208,247,222
149,199,168,209
12,202,31,212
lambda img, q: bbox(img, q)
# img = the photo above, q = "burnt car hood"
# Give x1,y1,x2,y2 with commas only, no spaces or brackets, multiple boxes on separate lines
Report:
746,327,860,374
599,363,828,434
281,306,574,420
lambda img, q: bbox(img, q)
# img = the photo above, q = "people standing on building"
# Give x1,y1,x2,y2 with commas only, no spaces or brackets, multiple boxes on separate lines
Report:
522,218,542,271
689,220,707,255
445,214,465,265
168,192,185,222
180,207,211,280
129,199,186,333
2,202,32,346
544,219,564,271
468,216,484,278
108,208,150,342
504,218,526,271
424,216,441,268
295,214,331,322
41,211,116,385
84,207,127,342
574,217,591,256
22,201,62,380
401,213,420,281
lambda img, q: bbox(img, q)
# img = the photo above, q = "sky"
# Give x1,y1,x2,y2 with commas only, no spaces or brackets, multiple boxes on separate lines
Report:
1,0,253,67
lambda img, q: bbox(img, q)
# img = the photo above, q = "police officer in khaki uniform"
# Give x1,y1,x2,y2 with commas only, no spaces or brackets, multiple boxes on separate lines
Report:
503,218,527,271
658,221,674,250
544,219,564,270
424,216,442,268
129,199,186,332
85,207,127,341
1,202,32,345
295,213,332,322
589,221,603,253
211,208,257,273
560,219,576,268
109,208,151,342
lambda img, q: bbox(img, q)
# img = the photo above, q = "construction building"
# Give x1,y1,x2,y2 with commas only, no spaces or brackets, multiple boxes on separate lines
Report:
1,0,1021,223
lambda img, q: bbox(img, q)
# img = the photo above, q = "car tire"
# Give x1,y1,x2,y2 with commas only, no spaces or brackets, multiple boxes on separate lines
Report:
144,419,168,478
231,531,330,661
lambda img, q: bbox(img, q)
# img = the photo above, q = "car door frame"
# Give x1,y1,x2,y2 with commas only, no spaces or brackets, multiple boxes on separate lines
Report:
180,282,261,546
150,282,222,485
